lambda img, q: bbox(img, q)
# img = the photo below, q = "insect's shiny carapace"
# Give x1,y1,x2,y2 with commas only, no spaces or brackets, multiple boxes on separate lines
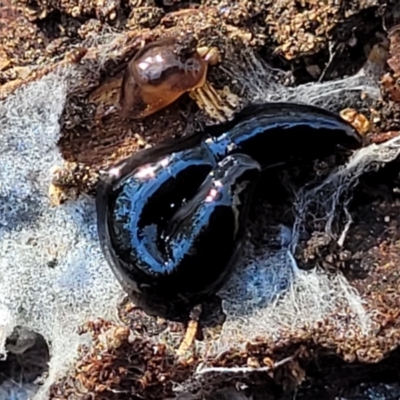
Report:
120,37,209,119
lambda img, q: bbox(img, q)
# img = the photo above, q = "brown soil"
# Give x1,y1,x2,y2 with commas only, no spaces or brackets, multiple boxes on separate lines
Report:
3,0,400,399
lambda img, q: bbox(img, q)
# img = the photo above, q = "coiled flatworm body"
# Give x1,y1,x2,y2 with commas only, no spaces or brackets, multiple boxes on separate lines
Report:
96,102,363,321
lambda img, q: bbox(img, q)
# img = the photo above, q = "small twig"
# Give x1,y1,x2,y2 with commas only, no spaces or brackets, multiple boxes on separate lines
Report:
318,41,341,83
195,355,294,375
337,206,353,247
176,304,202,357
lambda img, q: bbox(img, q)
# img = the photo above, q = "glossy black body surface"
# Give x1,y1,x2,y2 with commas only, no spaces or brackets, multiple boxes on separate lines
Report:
96,102,364,321
205,102,362,167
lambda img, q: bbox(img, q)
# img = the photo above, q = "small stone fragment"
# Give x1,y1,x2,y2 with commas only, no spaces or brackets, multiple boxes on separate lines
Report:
387,25,400,75
340,108,370,135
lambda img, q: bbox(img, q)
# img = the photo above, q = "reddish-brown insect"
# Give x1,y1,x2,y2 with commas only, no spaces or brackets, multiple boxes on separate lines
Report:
120,37,210,119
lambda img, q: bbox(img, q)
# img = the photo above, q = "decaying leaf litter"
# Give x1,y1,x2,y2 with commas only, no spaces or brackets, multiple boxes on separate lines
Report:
3,0,400,399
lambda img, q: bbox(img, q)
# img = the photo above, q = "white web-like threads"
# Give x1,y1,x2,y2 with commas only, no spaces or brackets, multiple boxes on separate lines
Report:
0,66,124,400
0,36,397,399
199,51,393,361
